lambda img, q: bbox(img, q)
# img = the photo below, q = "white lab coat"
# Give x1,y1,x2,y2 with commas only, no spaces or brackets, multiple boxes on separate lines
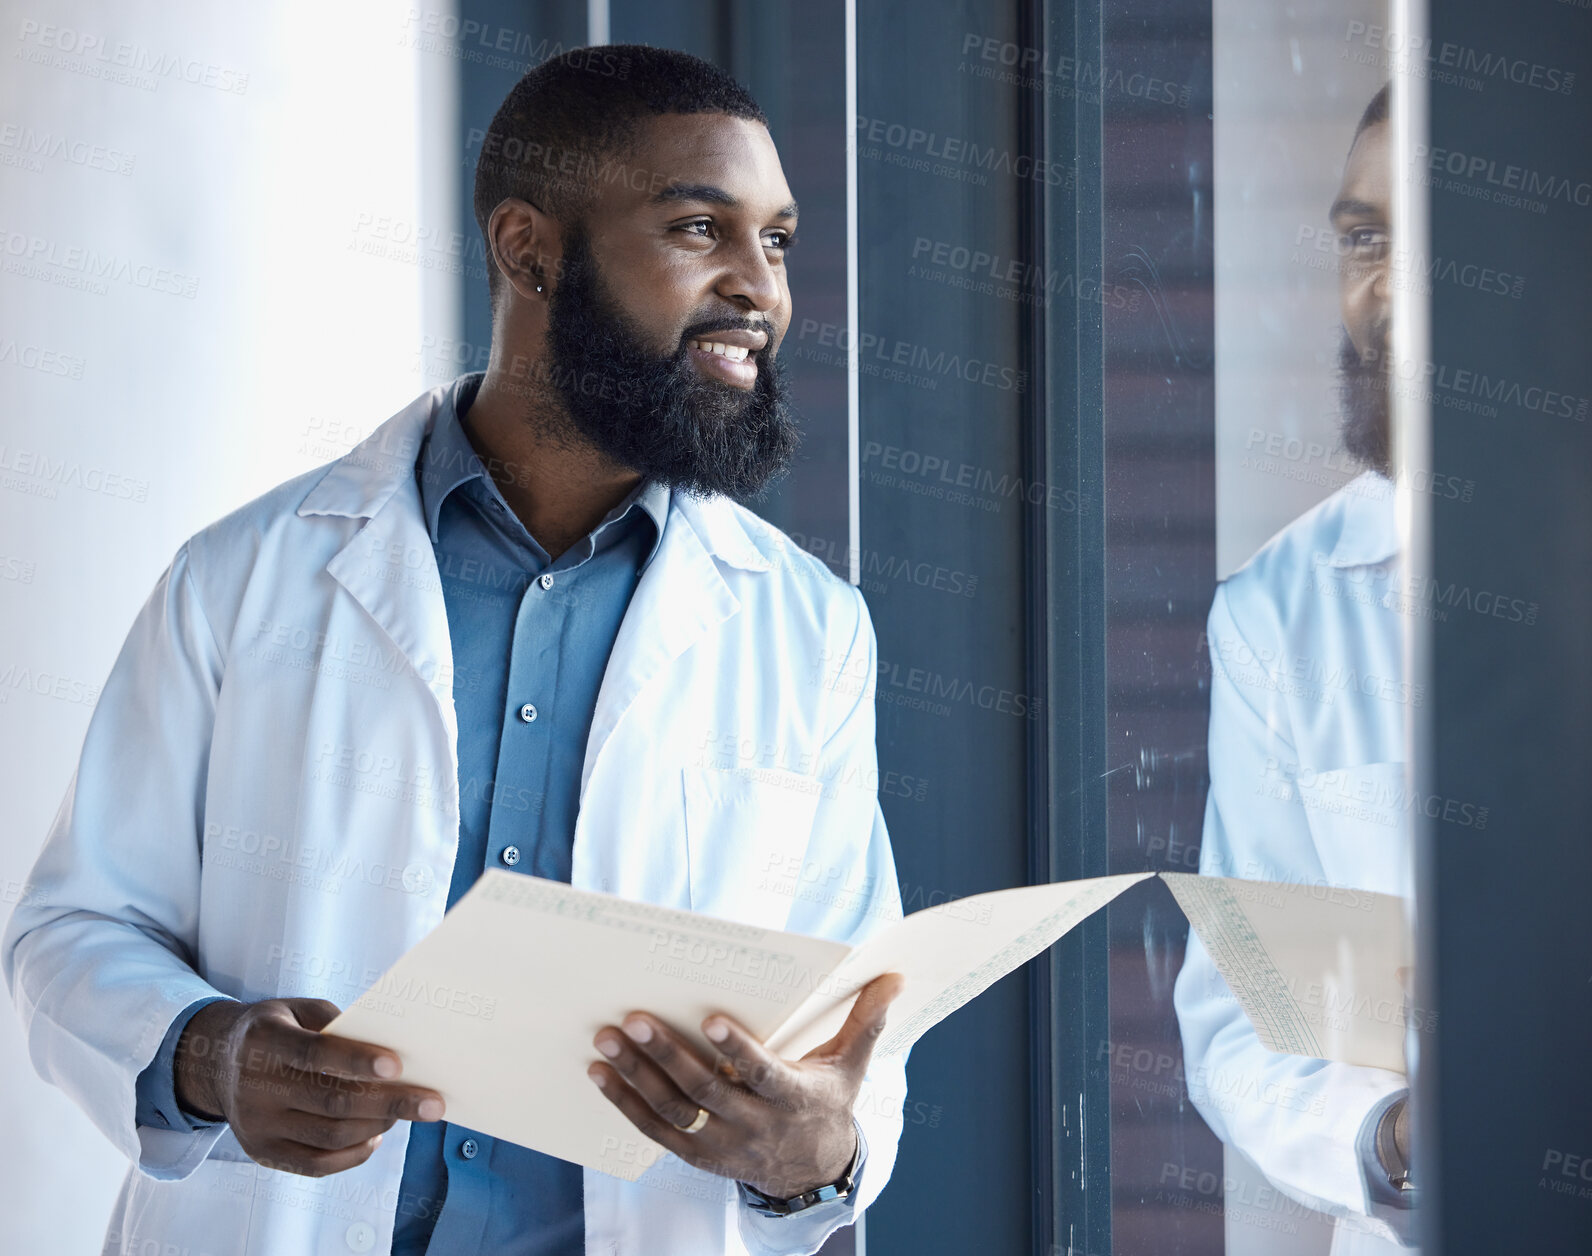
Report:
1174,472,1418,1253
3,382,907,1256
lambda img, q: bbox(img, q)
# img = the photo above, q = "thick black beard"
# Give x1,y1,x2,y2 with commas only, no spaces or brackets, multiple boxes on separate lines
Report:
537,226,800,499
1338,327,1391,477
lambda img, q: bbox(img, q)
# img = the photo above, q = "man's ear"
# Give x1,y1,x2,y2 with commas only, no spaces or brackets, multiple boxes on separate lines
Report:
487,198,563,302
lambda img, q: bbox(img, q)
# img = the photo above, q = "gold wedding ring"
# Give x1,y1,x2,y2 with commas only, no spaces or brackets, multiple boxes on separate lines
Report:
674,1106,710,1134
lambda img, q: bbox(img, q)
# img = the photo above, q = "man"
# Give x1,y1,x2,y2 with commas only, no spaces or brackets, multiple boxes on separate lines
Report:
4,47,907,1256
1173,85,1420,1254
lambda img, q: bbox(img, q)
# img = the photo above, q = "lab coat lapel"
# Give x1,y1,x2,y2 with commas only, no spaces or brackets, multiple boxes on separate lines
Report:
579,497,743,798
323,481,456,722
297,389,458,740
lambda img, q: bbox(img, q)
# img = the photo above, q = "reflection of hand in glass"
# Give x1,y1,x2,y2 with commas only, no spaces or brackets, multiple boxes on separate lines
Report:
1174,83,1421,1253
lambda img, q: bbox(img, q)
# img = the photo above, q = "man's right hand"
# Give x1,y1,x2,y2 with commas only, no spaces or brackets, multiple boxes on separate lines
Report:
175,997,445,1178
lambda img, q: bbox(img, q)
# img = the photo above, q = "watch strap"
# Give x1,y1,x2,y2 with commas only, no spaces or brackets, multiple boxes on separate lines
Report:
737,1137,861,1217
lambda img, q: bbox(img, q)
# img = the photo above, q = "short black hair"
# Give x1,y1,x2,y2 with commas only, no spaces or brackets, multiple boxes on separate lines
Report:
1352,82,1391,146
473,44,768,301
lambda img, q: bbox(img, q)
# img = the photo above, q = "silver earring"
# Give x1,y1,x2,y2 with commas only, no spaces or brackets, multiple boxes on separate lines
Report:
535,282,545,293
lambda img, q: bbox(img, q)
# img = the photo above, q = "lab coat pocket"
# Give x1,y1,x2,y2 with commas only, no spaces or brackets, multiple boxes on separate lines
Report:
1295,760,1412,896
681,765,824,929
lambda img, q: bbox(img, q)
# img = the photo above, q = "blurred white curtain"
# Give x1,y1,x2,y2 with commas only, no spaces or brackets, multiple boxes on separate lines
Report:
0,1,458,1248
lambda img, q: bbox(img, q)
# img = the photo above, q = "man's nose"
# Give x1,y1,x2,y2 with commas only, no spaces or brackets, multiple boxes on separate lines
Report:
717,241,783,314
1369,259,1392,318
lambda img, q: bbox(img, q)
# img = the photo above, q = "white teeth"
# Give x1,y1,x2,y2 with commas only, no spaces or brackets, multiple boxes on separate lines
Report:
690,340,751,363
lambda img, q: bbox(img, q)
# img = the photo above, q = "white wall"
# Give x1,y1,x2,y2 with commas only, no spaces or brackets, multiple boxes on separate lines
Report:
0,2,457,1247
1214,0,1388,576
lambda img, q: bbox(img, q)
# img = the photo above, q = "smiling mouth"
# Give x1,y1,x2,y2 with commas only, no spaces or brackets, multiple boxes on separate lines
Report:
685,336,763,390
687,338,754,363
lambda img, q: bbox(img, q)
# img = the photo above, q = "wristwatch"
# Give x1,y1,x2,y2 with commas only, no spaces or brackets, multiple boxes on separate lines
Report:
1375,1097,1416,1194
737,1138,862,1218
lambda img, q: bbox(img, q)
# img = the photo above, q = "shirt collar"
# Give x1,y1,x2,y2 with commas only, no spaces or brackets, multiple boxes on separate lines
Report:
416,372,488,544
416,371,671,565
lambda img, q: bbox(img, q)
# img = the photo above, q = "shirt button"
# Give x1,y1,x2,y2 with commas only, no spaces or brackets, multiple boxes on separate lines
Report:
519,702,538,723
345,1222,376,1252
460,1138,479,1160
501,846,521,867
539,573,555,590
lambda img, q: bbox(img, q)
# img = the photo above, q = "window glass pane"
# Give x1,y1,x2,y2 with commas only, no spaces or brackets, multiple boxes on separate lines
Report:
1097,0,1421,1252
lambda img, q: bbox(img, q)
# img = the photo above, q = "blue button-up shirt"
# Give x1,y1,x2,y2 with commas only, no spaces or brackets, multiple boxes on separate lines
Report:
392,370,668,1254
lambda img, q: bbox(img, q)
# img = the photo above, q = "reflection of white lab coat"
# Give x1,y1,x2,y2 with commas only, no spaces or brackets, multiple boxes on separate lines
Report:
3,384,906,1256
1174,472,1417,1252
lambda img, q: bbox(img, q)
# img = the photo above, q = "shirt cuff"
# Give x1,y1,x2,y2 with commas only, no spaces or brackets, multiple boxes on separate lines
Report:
133,996,235,1133
736,1117,868,1216
1357,1087,1415,1210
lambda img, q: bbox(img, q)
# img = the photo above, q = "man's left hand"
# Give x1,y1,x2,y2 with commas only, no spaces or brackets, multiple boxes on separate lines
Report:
588,972,904,1199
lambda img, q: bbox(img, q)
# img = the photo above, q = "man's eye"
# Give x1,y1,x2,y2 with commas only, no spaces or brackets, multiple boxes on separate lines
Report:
679,220,714,239
764,232,799,252
1341,226,1390,257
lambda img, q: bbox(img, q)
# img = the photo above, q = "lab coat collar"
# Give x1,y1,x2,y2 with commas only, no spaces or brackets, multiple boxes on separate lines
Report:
1323,470,1399,569
291,383,774,776
295,381,772,575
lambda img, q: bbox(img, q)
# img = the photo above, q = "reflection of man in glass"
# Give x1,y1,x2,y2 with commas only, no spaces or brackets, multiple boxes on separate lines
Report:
1174,85,1419,1253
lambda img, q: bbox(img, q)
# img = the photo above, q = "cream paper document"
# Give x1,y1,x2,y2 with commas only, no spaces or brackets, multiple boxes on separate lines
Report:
325,869,1408,1180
